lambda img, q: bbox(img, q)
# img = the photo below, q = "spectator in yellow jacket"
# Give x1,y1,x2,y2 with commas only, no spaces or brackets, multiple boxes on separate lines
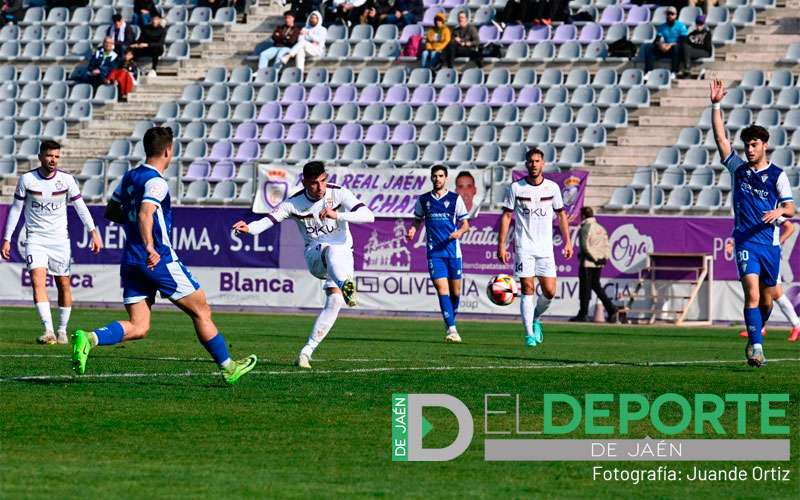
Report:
421,12,450,69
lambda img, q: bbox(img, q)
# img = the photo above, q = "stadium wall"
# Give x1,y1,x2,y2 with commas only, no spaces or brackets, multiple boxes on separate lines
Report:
0,205,798,323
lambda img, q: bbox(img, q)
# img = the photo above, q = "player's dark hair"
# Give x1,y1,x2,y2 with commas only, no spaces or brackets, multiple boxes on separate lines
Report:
581,206,594,219
431,165,448,176
143,126,173,158
302,161,326,180
455,171,474,182
526,148,545,162
740,125,769,144
39,140,61,155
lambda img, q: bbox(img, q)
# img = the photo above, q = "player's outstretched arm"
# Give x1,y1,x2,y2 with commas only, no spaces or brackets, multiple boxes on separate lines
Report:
233,203,291,235
710,79,732,161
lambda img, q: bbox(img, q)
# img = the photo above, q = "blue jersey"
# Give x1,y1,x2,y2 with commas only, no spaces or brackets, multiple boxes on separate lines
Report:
111,164,177,266
414,190,469,258
724,153,793,246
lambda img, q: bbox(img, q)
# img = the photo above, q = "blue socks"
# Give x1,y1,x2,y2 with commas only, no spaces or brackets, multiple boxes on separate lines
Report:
95,321,124,345
759,305,772,326
202,333,232,367
450,295,460,319
437,295,456,329
744,307,764,345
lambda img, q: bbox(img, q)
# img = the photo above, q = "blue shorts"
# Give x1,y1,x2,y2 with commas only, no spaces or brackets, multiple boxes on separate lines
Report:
734,241,781,287
428,256,462,280
121,260,201,305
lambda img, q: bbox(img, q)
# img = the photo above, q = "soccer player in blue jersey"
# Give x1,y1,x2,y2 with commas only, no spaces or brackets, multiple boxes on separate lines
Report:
71,127,257,384
710,79,796,366
407,165,470,343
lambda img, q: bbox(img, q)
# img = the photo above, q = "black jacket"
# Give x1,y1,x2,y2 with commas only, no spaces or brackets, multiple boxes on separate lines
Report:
138,25,167,53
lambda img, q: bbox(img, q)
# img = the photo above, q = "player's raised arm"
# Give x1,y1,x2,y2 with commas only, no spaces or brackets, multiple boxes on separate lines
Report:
322,188,374,224
233,202,292,235
1,177,25,259
710,79,732,161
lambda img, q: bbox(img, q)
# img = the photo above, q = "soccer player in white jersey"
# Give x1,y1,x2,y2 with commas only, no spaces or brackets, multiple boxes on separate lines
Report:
1,141,102,344
232,161,375,369
497,148,573,347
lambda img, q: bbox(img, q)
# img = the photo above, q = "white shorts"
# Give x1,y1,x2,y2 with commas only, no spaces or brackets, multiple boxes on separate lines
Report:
514,252,557,279
304,243,354,290
24,240,71,276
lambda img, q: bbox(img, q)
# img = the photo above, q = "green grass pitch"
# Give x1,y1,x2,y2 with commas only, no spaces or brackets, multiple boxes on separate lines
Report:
1,306,798,498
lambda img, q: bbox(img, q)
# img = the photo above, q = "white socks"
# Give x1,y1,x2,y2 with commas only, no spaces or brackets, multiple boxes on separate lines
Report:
520,294,535,337
534,296,552,320
775,294,800,328
301,293,345,358
35,302,53,332
58,306,71,333
325,245,355,289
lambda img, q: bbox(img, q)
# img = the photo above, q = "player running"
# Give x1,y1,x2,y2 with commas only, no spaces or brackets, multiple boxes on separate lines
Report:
1,140,102,344
406,165,470,343
497,148,573,347
710,79,796,366
232,161,375,369
72,127,257,384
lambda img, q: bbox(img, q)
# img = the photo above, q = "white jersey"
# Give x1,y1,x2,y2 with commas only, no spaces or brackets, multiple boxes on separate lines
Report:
268,184,365,248
8,169,86,243
501,177,564,257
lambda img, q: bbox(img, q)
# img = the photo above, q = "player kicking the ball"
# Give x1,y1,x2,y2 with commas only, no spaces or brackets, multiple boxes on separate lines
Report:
232,161,375,369
72,127,257,384
710,79,796,366
1,140,102,344
406,165,470,343
497,148,573,347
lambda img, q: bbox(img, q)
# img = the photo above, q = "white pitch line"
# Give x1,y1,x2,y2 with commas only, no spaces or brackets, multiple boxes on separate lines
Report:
0,354,402,363
2,358,800,382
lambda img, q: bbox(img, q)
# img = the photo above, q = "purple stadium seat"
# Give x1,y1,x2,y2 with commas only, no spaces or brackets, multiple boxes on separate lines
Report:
234,140,260,163
527,25,551,43
310,122,336,144
422,7,444,27
551,24,577,44
436,85,462,106
599,5,625,26
478,25,499,44
411,85,436,106
423,0,441,7
337,123,363,145
400,24,424,44
184,160,211,181
442,0,464,7
282,102,309,123
463,85,488,107
255,102,281,124
516,85,542,106
332,84,357,105
385,84,410,105
259,122,285,143
279,84,306,105
358,86,384,105
500,25,526,45
625,5,651,26
208,141,234,162
389,123,416,145
579,23,603,44
208,160,235,181
306,84,332,105
285,123,311,144
233,121,258,143
364,124,390,145
490,85,515,107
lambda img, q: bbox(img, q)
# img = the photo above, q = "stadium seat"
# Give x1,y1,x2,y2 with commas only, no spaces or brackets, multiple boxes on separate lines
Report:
634,186,665,210
182,180,211,204
605,186,635,210
663,186,694,211
695,186,723,210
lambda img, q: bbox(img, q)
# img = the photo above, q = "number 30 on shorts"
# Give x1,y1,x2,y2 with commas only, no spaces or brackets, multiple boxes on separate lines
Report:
737,250,749,262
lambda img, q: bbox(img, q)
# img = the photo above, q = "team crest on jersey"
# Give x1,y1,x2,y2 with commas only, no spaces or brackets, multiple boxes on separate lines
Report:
263,181,288,209
55,180,65,191
444,200,450,208
761,174,768,182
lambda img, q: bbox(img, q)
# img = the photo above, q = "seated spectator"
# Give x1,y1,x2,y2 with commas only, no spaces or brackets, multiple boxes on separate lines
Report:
106,13,137,56
290,0,320,23
420,12,449,69
73,37,119,88
1,0,23,24
258,10,302,69
278,10,327,74
360,1,391,29
384,0,422,27
443,11,481,68
688,0,718,14
130,12,166,75
107,49,139,102
530,0,569,25
643,6,687,76
327,0,368,28
679,15,712,77
133,0,158,27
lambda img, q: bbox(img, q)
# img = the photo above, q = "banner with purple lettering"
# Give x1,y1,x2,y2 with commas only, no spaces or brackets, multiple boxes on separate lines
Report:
511,169,589,224
254,165,486,218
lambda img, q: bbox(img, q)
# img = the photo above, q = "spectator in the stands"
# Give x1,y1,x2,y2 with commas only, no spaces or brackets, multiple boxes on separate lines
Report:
199,0,224,16
688,0,717,14
258,10,302,69
530,0,569,25
106,13,137,56
327,0,368,28
278,10,327,74
420,12,449,69
443,11,482,68
1,0,23,24
678,14,712,77
384,0,422,27
360,0,392,29
290,0,320,23
130,12,166,76
73,37,119,88
493,0,528,28
643,6,687,76
133,0,158,27
107,48,139,102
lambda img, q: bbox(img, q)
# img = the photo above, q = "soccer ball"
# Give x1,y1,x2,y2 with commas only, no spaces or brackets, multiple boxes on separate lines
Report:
487,274,517,306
